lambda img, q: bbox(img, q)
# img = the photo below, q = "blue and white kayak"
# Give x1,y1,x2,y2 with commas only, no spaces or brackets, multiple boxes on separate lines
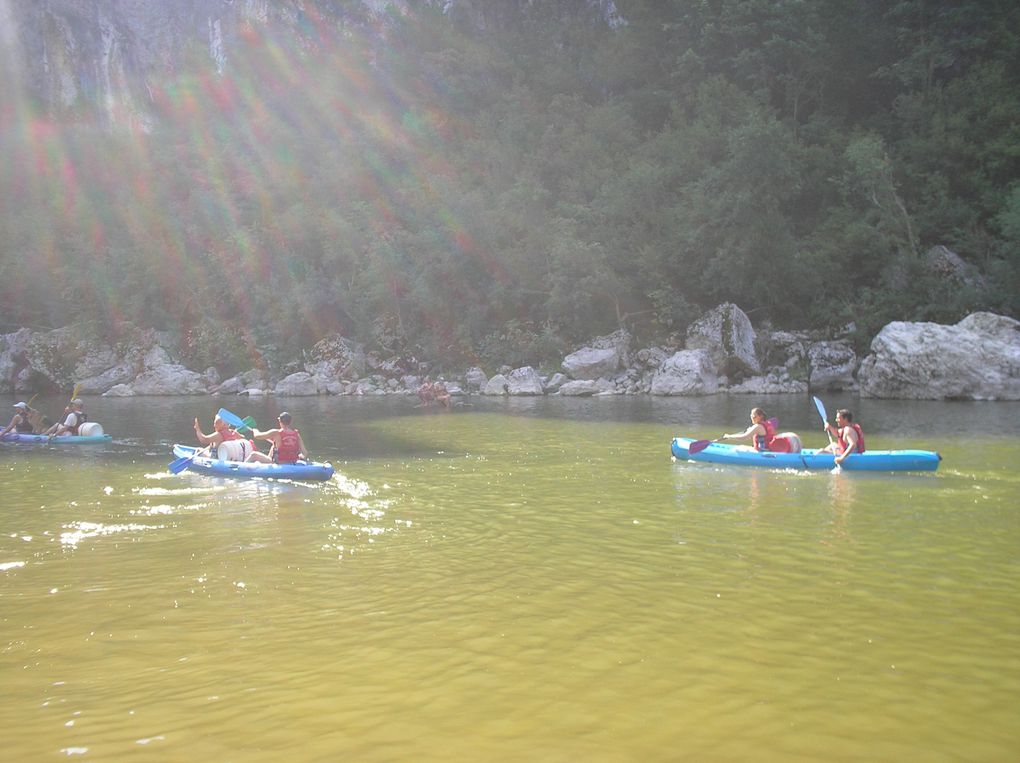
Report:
1,432,113,444
671,437,941,472
171,445,335,481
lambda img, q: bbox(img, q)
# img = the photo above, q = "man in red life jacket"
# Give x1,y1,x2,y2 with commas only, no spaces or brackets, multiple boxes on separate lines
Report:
246,411,309,464
820,408,866,466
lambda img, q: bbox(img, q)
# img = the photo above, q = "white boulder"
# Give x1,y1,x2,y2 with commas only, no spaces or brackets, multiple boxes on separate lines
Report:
859,312,1020,400
686,303,760,379
650,349,719,396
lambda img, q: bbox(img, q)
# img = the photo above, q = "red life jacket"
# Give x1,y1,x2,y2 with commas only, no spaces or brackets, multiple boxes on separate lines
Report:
754,419,778,452
276,428,301,463
838,423,866,453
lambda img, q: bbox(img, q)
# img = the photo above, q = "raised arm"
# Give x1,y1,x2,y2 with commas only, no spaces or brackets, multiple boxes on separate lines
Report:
193,418,220,446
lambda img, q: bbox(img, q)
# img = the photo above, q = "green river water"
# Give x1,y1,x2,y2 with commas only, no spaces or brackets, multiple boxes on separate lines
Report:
1,394,1018,762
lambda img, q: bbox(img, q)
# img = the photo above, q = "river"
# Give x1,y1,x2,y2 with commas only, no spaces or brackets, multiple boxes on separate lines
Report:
2,393,1018,761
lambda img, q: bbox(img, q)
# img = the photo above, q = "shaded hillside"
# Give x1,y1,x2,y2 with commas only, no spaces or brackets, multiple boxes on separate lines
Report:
1,0,1018,371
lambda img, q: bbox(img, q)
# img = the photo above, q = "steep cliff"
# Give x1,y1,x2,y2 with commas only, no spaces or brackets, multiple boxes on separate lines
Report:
2,0,622,130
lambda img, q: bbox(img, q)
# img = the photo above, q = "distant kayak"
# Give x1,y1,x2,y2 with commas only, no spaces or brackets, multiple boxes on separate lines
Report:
671,437,941,472
1,432,113,444
170,444,335,481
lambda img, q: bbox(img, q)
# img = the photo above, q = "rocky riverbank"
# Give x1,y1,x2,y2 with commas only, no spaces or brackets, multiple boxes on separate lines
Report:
2,306,1018,401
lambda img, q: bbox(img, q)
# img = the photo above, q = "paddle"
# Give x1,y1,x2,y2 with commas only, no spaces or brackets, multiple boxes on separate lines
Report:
688,438,719,455
168,446,210,474
812,396,834,446
812,395,842,472
216,408,258,436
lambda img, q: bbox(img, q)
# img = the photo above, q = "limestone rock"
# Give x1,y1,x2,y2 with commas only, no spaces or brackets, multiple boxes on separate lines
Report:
506,366,544,396
859,312,1020,400
686,303,760,380
807,340,858,391
650,349,719,396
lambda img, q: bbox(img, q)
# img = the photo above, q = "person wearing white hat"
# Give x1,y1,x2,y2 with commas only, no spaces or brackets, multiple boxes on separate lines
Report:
1,402,36,438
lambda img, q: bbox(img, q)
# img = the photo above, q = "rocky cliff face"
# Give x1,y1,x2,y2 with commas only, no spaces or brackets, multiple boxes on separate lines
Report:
2,0,623,130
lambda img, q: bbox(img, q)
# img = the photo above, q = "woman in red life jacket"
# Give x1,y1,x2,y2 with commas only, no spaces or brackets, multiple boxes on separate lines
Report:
718,408,802,453
820,408,866,466
246,411,309,464
719,408,773,451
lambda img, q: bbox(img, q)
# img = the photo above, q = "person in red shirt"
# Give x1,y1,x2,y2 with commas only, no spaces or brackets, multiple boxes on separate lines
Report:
820,408,866,466
246,412,309,464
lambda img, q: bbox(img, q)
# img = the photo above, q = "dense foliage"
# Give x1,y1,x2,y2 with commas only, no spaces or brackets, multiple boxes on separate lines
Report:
2,0,1018,370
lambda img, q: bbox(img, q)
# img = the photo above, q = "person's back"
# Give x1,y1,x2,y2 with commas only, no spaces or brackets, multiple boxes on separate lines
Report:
276,426,302,463
246,412,307,465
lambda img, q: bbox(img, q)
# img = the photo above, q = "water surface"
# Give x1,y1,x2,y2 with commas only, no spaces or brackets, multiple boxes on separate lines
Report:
2,394,1018,761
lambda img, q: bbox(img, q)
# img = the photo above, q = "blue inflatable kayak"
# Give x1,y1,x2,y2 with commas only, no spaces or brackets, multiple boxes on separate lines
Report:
1,432,113,444
671,437,940,472
171,445,335,481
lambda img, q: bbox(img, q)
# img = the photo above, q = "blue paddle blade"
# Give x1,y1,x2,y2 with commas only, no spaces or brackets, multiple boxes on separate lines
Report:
217,408,246,429
168,455,194,474
812,396,827,424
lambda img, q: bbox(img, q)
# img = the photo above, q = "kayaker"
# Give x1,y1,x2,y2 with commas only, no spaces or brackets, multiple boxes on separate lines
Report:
192,414,238,450
719,408,772,450
48,398,88,437
192,418,252,459
1,402,36,437
194,413,246,450
246,412,309,464
719,408,801,453
820,408,866,466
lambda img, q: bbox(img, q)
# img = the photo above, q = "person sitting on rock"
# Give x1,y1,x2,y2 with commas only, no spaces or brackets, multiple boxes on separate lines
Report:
417,376,436,406
432,378,451,408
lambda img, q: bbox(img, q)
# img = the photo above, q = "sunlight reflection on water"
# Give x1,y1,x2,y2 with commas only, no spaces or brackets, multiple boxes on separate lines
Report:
1,396,1018,761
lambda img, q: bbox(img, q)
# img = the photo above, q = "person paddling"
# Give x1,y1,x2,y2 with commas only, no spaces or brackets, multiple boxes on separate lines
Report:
1,402,36,437
718,408,772,450
246,412,309,464
819,408,866,466
715,407,801,453
47,398,88,437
